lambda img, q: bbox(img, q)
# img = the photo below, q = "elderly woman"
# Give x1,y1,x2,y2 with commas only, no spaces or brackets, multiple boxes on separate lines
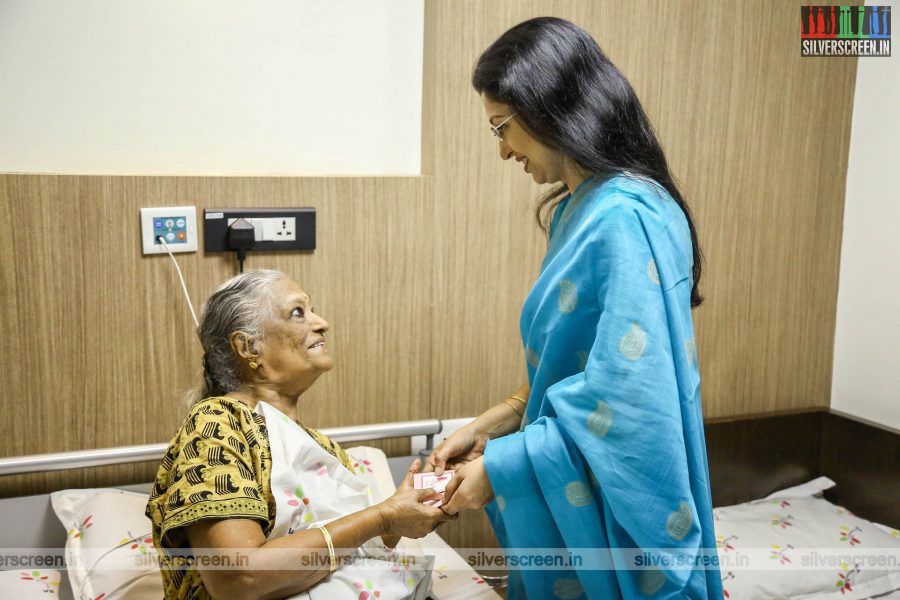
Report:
146,270,451,600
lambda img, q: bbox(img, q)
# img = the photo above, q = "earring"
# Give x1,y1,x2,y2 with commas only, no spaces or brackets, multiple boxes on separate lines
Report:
248,359,260,370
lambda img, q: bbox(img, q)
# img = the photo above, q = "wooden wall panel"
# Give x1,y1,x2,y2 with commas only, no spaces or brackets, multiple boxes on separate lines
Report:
822,412,900,527
1,0,857,550
428,0,855,421
0,176,431,496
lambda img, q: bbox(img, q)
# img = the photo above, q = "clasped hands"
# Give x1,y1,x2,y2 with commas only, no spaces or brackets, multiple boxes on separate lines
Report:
380,423,493,543
422,423,495,515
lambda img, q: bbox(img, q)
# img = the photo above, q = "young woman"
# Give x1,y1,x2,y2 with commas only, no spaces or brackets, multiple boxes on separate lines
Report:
427,17,723,599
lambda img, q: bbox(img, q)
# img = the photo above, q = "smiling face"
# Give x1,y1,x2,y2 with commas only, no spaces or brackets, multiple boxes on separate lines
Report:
249,278,332,395
482,94,567,186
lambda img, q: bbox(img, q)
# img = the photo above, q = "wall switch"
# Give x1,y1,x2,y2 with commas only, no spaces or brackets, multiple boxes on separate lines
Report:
140,206,198,254
205,208,314,253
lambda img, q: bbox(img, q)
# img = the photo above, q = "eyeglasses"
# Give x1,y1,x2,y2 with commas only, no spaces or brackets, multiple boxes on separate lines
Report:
490,113,516,142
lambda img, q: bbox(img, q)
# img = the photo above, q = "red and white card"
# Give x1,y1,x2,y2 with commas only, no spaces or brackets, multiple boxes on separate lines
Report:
413,470,454,507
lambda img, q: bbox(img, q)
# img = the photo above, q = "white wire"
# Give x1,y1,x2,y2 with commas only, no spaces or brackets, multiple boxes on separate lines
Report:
156,236,200,329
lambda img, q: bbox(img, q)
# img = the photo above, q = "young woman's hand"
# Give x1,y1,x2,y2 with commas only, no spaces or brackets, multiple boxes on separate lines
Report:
440,456,495,515
424,424,488,476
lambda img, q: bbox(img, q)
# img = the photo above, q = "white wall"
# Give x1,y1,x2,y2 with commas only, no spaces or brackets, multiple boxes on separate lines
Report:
831,34,900,429
0,0,423,175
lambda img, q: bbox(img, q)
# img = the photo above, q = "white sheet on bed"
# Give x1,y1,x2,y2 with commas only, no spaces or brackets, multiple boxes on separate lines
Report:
714,477,900,600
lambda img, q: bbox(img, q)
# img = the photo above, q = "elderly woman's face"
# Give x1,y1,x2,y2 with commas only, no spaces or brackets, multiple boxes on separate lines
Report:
255,278,332,392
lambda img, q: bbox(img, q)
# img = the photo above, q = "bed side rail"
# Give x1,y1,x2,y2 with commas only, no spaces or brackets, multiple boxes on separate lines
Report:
0,419,443,476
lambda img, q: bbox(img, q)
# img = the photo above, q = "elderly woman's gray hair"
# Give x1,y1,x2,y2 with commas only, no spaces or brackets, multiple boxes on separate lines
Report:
189,269,287,406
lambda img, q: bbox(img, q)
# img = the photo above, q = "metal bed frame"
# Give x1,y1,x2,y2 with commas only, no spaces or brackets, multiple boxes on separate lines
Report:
0,419,443,476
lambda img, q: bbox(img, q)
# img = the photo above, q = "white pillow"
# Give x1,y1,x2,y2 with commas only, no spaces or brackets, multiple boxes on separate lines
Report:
714,479,900,599
0,568,64,598
50,488,163,600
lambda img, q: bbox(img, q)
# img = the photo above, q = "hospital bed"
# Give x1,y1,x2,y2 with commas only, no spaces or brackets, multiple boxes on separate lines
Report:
0,419,503,599
1,409,898,599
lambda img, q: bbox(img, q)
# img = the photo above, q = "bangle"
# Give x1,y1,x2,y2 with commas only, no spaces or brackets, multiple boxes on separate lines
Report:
501,397,524,418
508,395,527,406
317,525,336,572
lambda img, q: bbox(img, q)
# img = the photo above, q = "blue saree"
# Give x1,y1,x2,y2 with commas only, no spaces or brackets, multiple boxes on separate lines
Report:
483,174,723,599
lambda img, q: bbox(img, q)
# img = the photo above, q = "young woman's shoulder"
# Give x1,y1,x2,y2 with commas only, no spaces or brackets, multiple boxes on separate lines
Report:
583,174,687,237
580,174,694,282
593,173,675,214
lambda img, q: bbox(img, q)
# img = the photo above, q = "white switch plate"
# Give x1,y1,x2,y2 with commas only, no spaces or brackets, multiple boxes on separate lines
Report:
140,206,199,254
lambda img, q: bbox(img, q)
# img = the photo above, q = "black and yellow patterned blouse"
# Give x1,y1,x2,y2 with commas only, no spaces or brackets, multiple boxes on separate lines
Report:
146,396,353,600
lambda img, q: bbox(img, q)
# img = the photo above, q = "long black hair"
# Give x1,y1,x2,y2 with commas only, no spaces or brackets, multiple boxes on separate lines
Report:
473,17,704,307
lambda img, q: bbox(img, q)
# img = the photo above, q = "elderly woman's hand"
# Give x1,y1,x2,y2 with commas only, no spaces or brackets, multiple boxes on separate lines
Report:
379,487,457,539
395,457,423,495
379,458,456,545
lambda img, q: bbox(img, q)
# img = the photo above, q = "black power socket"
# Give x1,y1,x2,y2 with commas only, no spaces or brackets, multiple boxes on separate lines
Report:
203,208,315,253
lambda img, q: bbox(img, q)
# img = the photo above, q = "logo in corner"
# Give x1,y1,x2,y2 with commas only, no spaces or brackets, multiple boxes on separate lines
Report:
801,6,891,57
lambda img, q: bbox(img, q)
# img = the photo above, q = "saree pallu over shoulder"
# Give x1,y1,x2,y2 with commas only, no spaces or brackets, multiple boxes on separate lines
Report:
484,175,723,599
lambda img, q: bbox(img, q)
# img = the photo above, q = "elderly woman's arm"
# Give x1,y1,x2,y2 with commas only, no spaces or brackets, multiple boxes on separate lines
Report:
186,486,446,600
